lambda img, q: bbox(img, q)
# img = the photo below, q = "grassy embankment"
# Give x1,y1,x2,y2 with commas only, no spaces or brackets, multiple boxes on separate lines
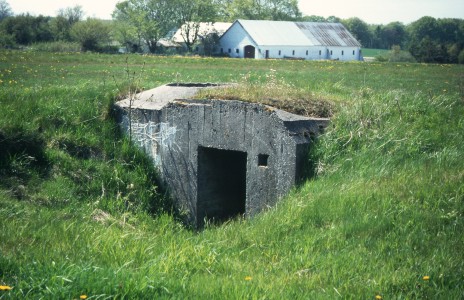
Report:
1,51,463,299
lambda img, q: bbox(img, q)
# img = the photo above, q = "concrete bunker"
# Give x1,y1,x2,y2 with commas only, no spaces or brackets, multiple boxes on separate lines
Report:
115,83,329,228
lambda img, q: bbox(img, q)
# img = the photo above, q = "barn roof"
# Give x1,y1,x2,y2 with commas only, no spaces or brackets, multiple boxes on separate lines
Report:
229,20,361,47
295,22,361,47
236,20,310,46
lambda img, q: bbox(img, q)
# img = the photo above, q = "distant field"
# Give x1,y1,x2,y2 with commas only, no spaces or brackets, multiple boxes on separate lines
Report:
362,48,390,57
1,51,463,299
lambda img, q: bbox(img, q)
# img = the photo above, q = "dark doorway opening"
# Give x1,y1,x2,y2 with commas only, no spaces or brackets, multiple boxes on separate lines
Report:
197,147,247,227
244,45,255,58
265,50,269,59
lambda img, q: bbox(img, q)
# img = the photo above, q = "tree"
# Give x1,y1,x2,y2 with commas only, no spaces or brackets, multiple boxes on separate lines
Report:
214,0,233,21
1,14,53,45
409,36,446,63
458,49,464,64
50,5,84,41
300,15,327,22
113,19,141,53
407,17,464,63
326,16,341,23
112,1,143,52
219,0,301,21
174,0,217,52
200,32,220,56
0,29,15,48
408,16,440,42
381,22,407,49
0,0,12,21
342,17,372,48
58,6,84,25
369,24,384,49
267,0,301,20
0,2,15,48
71,18,111,51
113,0,177,53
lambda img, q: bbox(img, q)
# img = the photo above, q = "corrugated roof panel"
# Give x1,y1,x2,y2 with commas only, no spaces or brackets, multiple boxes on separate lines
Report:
238,20,315,46
295,22,361,47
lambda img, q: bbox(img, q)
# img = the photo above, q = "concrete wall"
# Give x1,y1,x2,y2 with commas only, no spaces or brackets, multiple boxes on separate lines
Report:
116,91,328,227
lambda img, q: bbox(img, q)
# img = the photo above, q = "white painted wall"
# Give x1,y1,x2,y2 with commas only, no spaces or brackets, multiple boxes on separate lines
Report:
253,46,328,60
219,23,255,58
326,46,362,61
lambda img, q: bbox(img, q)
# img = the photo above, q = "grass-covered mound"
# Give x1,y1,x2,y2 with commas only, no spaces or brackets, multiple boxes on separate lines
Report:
195,71,335,118
0,51,463,299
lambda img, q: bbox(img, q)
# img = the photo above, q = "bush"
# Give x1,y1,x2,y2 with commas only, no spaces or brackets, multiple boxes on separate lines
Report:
388,51,416,63
458,49,464,64
30,41,81,52
0,32,15,48
100,45,120,54
71,18,111,52
375,46,416,63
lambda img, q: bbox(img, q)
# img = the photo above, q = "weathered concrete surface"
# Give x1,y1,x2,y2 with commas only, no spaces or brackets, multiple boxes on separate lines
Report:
116,83,222,110
116,83,329,227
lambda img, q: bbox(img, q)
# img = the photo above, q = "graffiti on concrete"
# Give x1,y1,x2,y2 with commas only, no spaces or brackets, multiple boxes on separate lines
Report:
130,121,177,166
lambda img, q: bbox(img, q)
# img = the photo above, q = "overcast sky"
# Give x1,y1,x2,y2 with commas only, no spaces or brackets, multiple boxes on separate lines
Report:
8,0,464,25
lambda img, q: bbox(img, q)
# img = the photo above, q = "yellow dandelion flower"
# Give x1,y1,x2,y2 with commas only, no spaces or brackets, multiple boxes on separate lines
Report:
80,295,88,299
375,295,382,300
423,275,430,280
244,276,252,281
0,285,12,291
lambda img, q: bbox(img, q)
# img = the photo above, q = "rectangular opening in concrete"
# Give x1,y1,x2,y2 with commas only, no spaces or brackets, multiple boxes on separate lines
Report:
258,154,269,167
197,146,247,226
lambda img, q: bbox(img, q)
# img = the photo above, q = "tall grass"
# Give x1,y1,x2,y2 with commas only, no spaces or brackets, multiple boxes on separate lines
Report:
0,51,463,299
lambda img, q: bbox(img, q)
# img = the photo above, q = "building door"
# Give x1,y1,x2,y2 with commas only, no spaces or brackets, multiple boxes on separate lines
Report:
244,45,255,58
265,50,269,59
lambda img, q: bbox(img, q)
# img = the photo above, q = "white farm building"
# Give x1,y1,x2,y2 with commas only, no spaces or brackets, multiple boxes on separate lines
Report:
218,20,363,61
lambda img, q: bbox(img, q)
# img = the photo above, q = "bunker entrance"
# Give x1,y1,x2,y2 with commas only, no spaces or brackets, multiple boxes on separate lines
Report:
197,147,247,226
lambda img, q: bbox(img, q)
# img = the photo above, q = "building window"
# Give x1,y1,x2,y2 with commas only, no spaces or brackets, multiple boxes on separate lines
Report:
306,50,308,55
220,48,223,53
319,50,322,56
353,50,355,55
236,48,239,54
195,46,199,52
278,50,281,55
342,50,344,55
228,48,231,53
292,50,295,55
330,50,333,55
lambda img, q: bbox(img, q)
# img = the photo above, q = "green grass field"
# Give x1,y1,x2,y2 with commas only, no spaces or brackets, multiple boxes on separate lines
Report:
362,48,390,57
1,51,463,299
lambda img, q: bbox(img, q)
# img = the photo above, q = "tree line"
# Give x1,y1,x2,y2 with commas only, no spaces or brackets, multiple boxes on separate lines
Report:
336,16,464,64
0,0,463,63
